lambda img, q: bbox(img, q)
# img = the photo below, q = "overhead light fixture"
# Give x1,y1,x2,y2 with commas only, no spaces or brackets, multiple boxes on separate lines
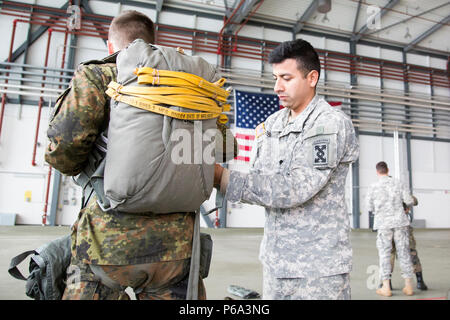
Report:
317,0,331,14
404,27,411,39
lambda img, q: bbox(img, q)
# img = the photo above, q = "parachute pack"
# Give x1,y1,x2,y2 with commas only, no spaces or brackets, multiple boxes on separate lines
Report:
82,39,233,213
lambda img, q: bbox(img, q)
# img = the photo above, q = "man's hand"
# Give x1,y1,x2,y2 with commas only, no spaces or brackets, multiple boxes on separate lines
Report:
214,164,224,188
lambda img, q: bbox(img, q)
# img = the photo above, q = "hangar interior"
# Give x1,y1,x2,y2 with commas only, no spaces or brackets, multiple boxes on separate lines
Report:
0,0,449,300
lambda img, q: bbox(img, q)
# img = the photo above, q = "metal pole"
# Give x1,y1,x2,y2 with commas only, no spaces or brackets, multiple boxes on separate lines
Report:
393,129,400,179
350,40,360,229
48,8,79,226
48,171,61,226
402,51,414,219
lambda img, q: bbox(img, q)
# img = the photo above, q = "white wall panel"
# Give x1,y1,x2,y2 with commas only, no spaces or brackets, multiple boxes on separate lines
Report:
356,44,377,58
257,0,311,23
434,141,450,173
54,176,81,227
37,0,66,7
196,16,225,32
357,75,382,88
324,70,350,83
406,52,429,66
236,25,264,40
429,56,448,70
297,34,324,49
90,0,122,17
325,38,349,53
263,29,291,44
408,82,432,95
381,79,405,91
380,48,403,63
0,104,51,225
230,57,263,72
226,203,265,228
72,36,108,66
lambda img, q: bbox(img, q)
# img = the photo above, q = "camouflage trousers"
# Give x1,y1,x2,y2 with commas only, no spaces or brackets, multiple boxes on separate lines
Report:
263,268,351,300
390,226,422,273
376,226,414,281
62,257,206,300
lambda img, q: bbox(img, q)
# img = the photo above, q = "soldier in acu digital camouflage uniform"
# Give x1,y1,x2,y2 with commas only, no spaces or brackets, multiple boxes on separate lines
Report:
213,39,360,300
366,161,415,297
45,10,235,300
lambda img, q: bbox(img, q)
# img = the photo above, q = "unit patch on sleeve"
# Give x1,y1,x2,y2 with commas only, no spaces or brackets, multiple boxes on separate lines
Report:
313,139,329,166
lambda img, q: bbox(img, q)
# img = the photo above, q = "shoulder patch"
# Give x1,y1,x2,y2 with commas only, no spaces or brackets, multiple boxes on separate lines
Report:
313,141,328,166
176,47,185,55
255,123,266,138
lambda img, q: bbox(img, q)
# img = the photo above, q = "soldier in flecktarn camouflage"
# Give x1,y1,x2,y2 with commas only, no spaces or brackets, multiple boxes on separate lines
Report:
390,197,428,291
46,10,236,300
213,39,360,300
366,161,415,297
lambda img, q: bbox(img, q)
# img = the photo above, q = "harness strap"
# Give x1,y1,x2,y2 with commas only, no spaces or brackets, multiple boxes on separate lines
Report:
8,250,36,281
89,264,127,292
108,81,227,113
106,88,227,122
186,210,201,300
135,67,229,99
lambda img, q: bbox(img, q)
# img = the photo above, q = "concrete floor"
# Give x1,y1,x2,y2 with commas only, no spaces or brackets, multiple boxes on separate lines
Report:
1,226,449,300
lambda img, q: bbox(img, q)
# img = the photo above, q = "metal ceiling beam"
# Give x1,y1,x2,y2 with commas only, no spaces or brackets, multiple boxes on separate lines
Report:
403,14,450,52
156,0,164,12
352,0,362,34
224,0,262,34
80,0,107,45
366,2,450,36
351,0,400,42
293,0,318,34
155,0,164,23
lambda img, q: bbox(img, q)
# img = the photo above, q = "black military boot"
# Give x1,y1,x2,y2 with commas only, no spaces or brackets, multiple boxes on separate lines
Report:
416,272,428,290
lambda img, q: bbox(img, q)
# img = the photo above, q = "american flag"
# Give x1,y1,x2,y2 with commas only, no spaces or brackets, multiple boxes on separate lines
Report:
231,91,343,165
233,90,281,164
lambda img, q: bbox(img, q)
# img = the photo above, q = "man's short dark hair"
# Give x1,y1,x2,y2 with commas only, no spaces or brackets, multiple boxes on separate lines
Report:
108,10,155,50
376,161,388,174
268,39,321,79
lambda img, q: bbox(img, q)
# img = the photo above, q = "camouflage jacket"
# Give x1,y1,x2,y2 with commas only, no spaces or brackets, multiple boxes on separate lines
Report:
226,95,360,278
45,54,235,265
366,175,414,230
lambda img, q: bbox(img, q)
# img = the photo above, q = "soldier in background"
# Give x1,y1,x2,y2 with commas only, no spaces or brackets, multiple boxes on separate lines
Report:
214,39,360,300
46,10,235,300
366,161,415,297
390,196,428,290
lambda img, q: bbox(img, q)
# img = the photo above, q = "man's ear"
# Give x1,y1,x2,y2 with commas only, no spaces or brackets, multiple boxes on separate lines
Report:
107,40,115,55
307,70,319,88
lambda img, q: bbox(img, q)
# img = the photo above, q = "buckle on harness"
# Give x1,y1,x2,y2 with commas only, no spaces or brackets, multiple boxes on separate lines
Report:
97,198,112,212
152,69,160,85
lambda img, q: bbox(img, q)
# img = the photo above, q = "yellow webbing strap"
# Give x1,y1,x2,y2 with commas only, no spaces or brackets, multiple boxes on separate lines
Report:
136,67,229,99
106,67,231,123
105,88,222,121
